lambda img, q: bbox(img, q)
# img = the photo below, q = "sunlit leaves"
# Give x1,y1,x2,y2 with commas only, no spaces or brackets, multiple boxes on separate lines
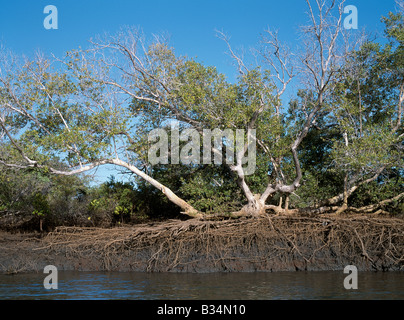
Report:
331,126,400,172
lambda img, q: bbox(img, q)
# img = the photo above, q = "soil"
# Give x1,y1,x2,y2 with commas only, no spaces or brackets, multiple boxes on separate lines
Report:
1,214,404,274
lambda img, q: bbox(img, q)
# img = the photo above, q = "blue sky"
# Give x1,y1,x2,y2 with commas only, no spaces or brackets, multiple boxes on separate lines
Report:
0,0,398,184
0,0,397,77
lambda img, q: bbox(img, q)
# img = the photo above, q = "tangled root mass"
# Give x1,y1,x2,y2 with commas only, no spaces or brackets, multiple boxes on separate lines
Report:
35,215,404,272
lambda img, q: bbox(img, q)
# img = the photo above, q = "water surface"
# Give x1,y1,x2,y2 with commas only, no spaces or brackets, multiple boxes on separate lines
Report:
1,271,403,300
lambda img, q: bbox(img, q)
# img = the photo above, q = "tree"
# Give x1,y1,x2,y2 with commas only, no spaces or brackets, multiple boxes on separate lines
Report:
0,0,401,219
0,154,90,231
314,8,404,213
0,47,202,217
215,0,355,214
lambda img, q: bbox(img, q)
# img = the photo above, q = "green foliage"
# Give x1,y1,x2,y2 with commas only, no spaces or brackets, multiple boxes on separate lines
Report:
349,171,404,214
87,176,153,224
0,8,403,222
178,165,243,213
32,193,50,217
0,153,92,230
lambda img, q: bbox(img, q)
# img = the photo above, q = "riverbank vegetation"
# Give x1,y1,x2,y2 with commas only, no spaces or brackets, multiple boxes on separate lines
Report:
0,0,403,232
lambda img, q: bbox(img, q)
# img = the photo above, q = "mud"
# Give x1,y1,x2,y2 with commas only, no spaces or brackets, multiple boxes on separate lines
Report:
1,214,403,274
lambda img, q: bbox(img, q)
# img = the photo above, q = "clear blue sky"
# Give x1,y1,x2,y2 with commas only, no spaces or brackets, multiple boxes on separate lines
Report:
0,0,397,77
0,0,398,184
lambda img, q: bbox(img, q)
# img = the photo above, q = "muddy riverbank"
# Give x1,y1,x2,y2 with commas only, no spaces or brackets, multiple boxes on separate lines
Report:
1,214,403,274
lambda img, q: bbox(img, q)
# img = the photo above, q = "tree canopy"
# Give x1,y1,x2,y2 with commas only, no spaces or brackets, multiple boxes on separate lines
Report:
0,0,402,226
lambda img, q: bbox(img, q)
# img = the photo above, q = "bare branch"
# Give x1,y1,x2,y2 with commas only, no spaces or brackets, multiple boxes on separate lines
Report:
216,29,250,76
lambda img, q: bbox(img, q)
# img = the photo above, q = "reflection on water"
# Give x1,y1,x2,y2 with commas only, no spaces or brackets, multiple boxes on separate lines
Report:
0,271,403,300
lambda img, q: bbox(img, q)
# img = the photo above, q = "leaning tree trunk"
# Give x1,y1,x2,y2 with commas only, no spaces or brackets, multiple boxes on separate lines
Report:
110,159,203,218
1,156,203,219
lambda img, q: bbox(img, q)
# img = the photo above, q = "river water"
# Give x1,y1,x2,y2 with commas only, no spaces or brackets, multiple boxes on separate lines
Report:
0,271,403,300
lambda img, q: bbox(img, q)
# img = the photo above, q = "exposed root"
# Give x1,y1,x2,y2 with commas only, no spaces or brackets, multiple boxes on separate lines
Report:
34,215,404,272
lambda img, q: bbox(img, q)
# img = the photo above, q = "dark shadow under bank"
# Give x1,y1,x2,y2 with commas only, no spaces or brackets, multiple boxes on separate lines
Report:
1,214,403,274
